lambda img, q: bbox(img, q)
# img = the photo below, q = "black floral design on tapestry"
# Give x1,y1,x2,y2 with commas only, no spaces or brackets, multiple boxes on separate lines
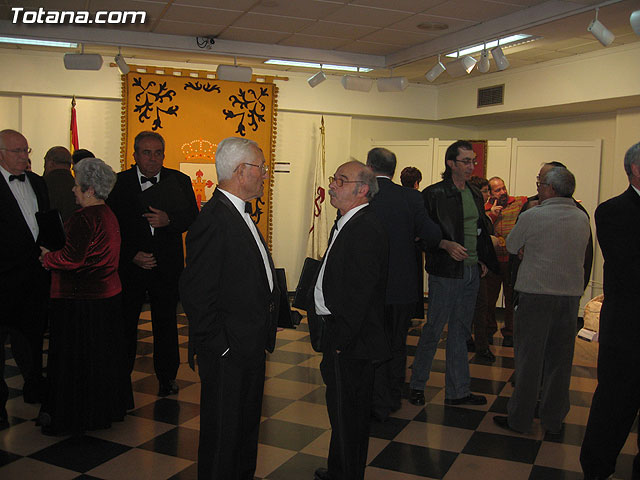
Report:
184,81,221,93
222,87,269,137
132,77,179,130
247,197,265,224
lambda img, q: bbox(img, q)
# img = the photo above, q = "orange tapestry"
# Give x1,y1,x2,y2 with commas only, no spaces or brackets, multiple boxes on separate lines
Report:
121,65,279,246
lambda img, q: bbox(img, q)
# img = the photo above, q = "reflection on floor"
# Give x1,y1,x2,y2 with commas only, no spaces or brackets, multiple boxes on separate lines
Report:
1,308,637,479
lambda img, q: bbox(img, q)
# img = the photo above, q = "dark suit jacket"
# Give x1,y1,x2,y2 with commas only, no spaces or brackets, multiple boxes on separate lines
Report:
44,169,76,222
0,171,50,331
107,165,198,280
308,206,391,361
180,188,280,367
368,177,441,305
595,185,640,353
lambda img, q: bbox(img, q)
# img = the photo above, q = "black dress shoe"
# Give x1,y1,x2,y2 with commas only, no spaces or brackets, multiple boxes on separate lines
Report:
409,389,425,406
158,379,179,397
445,393,487,405
502,336,514,347
314,467,333,480
493,415,524,433
476,348,496,362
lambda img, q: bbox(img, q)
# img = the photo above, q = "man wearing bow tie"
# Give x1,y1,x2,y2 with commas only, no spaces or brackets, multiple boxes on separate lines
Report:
107,131,198,401
0,129,50,427
180,137,280,480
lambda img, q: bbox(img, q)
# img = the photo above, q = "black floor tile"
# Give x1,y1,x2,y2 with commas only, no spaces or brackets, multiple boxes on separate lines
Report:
261,395,295,417
369,417,410,440
0,449,21,467
489,395,509,414
138,426,199,461
265,350,313,365
296,323,309,332
267,452,324,480
430,359,446,373
133,356,156,374
7,386,22,400
137,330,153,340
29,436,131,472
615,452,636,479
131,374,161,395
529,465,583,480
462,431,540,464
543,423,586,446
177,326,189,336
571,365,597,379
129,398,200,425
73,475,105,479
275,366,324,385
168,462,197,480
274,337,293,348
136,341,155,356
414,404,486,430
469,377,506,395
569,390,594,407
492,356,515,369
370,441,458,479
2,364,19,378
298,386,326,405
257,419,325,451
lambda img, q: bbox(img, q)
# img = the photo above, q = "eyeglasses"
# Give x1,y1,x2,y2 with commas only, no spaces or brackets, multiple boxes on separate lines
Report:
536,181,549,188
241,163,269,174
454,159,477,166
329,176,364,188
0,147,32,155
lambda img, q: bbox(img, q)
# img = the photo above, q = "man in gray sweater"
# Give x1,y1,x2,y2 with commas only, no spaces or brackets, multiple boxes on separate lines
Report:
493,166,590,434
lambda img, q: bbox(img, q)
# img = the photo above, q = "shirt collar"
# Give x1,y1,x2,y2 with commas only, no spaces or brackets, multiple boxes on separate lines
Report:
632,184,640,198
0,164,24,182
136,165,160,183
336,203,368,232
218,188,248,217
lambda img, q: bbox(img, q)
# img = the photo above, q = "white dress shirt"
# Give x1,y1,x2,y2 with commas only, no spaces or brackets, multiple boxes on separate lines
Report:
218,189,274,292
314,203,368,315
0,165,39,241
137,166,160,235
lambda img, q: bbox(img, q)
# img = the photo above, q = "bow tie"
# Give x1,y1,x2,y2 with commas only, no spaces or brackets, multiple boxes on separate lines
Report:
141,176,157,185
9,173,26,182
245,202,252,214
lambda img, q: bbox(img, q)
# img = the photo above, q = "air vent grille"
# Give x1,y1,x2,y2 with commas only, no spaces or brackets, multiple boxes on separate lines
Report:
477,84,504,107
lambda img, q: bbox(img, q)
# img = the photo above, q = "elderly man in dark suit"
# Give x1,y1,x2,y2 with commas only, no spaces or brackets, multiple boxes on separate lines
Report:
180,137,279,480
366,148,441,422
581,141,640,480
107,131,198,399
311,160,390,480
0,129,50,427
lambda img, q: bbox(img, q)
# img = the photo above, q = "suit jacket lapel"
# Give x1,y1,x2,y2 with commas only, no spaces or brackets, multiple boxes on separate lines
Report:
0,174,38,245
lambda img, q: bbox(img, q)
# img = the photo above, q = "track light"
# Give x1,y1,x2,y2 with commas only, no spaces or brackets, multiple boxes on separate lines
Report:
64,53,103,70
446,55,477,77
425,55,446,82
588,8,615,46
376,76,408,92
477,48,490,73
307,69,327,88
491,46,509,71
216,64,253,82
630,10,640,36
341,75,373,92
115,52,129,75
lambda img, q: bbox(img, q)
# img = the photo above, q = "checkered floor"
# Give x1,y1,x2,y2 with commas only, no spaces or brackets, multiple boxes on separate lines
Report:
1,307,637,479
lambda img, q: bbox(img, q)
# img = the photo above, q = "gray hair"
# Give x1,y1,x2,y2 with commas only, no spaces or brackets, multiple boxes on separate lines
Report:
623,142,640,178
215,137,260,181
73,158,117,200
351,161,379,201
544,166,575,198
134,131,165,152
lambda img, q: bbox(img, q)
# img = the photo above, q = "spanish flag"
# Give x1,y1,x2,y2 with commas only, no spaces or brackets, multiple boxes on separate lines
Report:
70,96,79,153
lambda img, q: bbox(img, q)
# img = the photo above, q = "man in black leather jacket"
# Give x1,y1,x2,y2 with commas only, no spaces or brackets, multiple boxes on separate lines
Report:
408,140,498,407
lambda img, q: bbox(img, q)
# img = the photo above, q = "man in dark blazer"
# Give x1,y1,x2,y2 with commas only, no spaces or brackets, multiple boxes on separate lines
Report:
581,141,640,480
107,131,198,399
366,148,441,422
310,160,390,480
43,145,76,222
0,129,50,427
180,137,279,480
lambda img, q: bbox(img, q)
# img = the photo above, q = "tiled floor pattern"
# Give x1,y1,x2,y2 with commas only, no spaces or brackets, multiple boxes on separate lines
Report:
1,308,637,479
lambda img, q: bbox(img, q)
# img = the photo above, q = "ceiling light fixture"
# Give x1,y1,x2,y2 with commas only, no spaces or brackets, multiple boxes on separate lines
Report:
417,21,449,31
217,57,252,82
631,10,640,35
477,44,490,73
446,52,477,77
115,48,129,75
63,44,102,70
588,8,615,46
377,76,409,92
0,36,78,48
341,75,373,92
307,67,327,88
491,45,509,71
425,54,446,82
264,59,373,73
445,34,535,58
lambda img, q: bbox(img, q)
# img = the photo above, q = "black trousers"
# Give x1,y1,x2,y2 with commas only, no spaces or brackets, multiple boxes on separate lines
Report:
197,350,265,480
121,267,180,384
321,352,375,480
372,303,414,417
581,345,640,479
1,326,44,410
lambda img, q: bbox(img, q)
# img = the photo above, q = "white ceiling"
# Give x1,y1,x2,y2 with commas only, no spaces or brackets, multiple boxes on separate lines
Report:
0,0,638,85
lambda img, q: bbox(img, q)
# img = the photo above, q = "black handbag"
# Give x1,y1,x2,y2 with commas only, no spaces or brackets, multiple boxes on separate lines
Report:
293,257,325,352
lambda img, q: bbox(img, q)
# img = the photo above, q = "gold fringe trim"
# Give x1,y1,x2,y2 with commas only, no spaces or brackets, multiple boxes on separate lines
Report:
120,73,127,172
267,83,280,251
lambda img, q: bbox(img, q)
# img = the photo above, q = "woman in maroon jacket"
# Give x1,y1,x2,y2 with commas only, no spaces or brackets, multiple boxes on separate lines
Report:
39,157,130,435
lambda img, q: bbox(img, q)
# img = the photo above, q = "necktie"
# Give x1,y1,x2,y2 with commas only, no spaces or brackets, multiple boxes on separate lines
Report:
9,173,26,182
245,202,252,214
141,176,157,185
